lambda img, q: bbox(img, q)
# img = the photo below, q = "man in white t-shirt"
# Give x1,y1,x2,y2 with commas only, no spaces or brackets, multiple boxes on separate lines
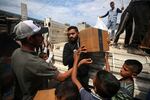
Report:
99,1,124,41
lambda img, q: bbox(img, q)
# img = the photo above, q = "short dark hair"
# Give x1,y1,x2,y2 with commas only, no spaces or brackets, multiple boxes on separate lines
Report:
55,80,80,100
125,59,143,75
110,1,114,4
94,70,120,98
67,26,79,32
39,52,47,58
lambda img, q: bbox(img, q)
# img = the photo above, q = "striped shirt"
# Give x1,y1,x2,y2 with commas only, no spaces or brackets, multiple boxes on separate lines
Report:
112,77,134,100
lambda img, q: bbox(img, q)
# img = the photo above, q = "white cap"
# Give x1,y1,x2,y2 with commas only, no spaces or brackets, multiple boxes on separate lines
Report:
13,20,48,39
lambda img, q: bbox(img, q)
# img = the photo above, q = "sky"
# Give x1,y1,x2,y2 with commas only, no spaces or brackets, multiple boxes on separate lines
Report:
0,0,130,26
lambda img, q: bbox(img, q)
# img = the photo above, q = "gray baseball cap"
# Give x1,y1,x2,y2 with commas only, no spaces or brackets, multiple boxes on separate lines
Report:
13,20,48,39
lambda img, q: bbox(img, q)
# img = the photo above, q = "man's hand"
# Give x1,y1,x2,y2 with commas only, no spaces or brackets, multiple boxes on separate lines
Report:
121,7,124,11
78,58,93,67
73,46,87,59
99,16,102,18
78,46,87,54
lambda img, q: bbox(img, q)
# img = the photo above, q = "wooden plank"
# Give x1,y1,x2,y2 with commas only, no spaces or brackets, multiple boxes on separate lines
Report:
33,89,55,100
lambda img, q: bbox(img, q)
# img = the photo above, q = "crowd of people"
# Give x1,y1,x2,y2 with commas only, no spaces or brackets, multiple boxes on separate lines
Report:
0,0,150,100
4,19,144,100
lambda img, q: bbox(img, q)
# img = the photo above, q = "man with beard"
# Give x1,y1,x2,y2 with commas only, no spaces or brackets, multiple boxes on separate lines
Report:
63,26,80,69
63,26,90,92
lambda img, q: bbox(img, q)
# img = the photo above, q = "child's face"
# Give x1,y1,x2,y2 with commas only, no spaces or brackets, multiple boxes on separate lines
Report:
120,64,133,78
42,54,48,60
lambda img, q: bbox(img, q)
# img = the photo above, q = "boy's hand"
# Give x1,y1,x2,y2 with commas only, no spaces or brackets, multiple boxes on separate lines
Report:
78,58,93,66
78,46,87,54
104,52,110,72
72,46,87,90
105,52,109,61
73,46,87,59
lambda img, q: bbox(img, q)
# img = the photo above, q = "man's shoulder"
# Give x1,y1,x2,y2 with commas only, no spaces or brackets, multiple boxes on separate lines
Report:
79,88,92,97
12,48,21,57
64,42,75,49
13,48,21,53
64,42,70,47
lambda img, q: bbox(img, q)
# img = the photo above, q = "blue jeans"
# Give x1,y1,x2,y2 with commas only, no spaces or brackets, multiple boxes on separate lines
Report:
107,21,117,40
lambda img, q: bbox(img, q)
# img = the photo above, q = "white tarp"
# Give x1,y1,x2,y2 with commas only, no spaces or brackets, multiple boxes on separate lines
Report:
94,17,108,31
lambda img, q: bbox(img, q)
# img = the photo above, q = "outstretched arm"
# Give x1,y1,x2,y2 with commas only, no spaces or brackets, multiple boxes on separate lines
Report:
56,68,73,81
71,47,92,90
104,52,110,72
99,11,109,18
57,46,88,82
71,50,82,90
72,58,93,90
117,8,124,13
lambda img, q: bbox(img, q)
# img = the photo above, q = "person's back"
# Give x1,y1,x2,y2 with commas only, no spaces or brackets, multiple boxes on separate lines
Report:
12,48,58,99
112,59,143,99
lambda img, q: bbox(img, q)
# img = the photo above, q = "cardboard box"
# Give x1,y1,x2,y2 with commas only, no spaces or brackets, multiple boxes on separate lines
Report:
33,89,55,100
79,27,109,52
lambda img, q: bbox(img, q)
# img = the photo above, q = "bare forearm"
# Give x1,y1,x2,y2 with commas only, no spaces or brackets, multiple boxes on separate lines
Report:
57,68,73,81
105,60,110,72
100,12,109,18
105,53,110,72
105,59,110,72
72,55,82,90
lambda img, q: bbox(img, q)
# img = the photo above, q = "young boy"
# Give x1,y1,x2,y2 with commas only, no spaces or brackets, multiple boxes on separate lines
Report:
111,59,143,99
55,80,80,100
39,52,48,60
39,51,54,64
72,50,120,100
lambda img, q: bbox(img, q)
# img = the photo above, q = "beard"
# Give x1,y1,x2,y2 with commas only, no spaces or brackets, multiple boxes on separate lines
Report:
68,37,78,43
